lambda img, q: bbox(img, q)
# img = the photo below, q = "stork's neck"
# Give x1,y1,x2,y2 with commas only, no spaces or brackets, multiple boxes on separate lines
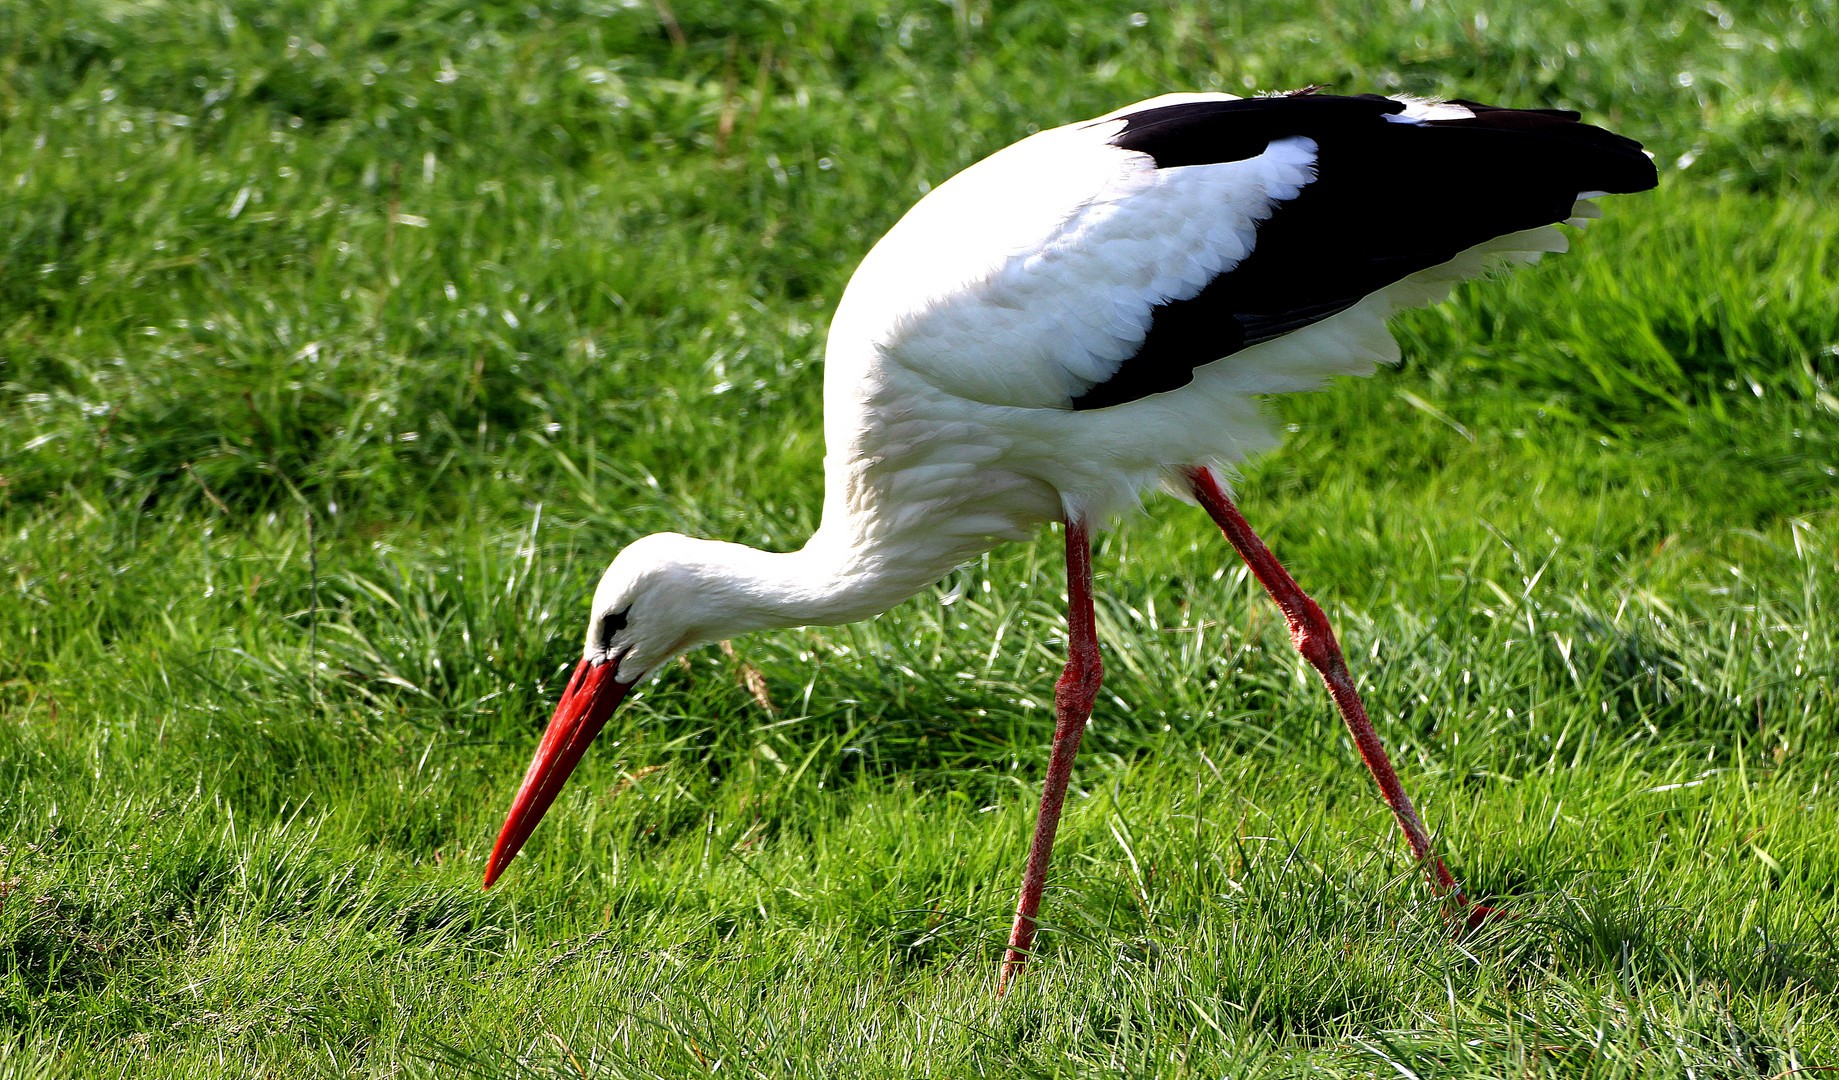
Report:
691,524,972,635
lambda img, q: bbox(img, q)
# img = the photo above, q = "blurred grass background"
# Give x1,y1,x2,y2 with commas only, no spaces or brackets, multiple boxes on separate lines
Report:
2,0,1837,1075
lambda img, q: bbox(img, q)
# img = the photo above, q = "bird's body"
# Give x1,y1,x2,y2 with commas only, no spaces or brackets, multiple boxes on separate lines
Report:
596,91,1648,678
487,89,1657,991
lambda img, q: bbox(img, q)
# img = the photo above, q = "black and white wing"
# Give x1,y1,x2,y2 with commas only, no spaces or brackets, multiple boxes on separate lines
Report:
837,90,1656,412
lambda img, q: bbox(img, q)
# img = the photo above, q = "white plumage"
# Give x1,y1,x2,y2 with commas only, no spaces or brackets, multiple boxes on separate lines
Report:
483,89,1658,992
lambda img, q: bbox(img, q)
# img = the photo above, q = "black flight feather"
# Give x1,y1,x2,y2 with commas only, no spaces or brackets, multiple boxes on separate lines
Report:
1069,93,1656,411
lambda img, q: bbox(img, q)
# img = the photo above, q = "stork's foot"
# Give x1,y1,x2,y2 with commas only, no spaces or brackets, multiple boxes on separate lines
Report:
1455,898,1515,934
1467,903,1506,929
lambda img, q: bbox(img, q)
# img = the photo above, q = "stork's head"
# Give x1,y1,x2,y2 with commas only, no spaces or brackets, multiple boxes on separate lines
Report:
481,532,756,887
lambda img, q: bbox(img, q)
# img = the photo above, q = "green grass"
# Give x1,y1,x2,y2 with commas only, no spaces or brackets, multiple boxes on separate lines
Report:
4,0,1838,1075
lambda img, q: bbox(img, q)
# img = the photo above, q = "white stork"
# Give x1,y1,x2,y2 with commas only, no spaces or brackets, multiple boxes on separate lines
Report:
481,89,1658,993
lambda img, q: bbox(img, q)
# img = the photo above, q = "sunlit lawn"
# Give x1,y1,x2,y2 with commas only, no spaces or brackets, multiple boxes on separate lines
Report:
3,0,1837,1075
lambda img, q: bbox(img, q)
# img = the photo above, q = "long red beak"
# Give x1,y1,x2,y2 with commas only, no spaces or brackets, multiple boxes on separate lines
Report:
483,657,635,888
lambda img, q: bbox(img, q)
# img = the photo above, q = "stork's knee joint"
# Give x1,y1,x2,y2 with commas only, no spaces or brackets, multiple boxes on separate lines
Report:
1059,655,1102,699
1292,629,1335,669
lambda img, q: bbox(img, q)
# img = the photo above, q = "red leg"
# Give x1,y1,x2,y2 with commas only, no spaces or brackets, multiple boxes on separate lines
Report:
998,517,1103,996
1184,466,1491,923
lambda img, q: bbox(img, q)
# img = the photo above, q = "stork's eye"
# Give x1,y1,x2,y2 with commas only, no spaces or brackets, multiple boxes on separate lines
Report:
595,608,629,651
